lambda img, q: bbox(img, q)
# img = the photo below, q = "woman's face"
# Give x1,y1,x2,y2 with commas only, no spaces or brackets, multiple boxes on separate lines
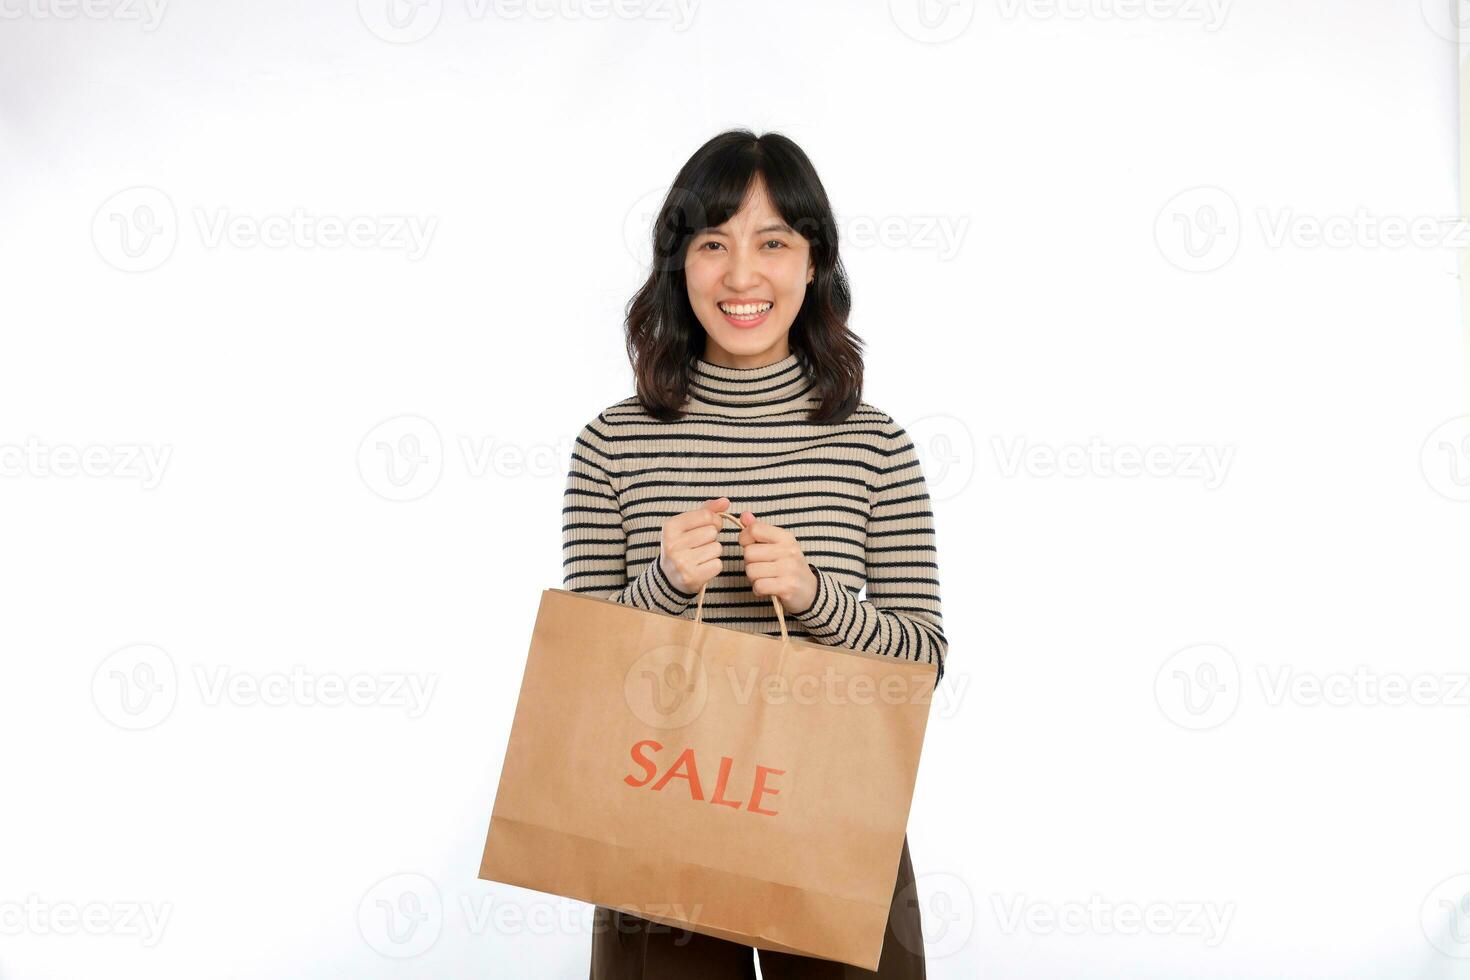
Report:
684,177,814,368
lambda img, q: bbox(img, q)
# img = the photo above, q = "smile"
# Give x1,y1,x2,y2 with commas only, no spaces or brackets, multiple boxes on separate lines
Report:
717,300,774,326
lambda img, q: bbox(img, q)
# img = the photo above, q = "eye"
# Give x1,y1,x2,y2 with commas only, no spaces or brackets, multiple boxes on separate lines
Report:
763,240,787,249
698,241,724,251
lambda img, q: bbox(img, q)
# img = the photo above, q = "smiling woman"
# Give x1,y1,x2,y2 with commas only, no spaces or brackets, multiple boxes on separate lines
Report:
567,129,944,979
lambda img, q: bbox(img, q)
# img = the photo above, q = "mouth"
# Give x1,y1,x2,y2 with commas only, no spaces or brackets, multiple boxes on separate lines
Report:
717,300,774,327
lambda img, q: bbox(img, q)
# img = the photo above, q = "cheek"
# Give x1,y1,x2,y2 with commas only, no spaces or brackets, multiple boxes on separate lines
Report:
684,261,718,302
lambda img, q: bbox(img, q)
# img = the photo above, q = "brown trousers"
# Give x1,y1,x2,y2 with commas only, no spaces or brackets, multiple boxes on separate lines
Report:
588,834,925,979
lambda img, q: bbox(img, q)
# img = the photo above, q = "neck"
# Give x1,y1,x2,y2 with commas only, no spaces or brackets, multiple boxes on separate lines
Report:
698,338,791,371
687,349,814,414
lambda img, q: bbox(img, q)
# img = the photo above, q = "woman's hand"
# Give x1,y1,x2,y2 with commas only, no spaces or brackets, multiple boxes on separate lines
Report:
657,497,731,595
737,510,819,615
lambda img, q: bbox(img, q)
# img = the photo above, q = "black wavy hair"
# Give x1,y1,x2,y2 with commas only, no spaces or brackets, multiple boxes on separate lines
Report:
624,129,864,423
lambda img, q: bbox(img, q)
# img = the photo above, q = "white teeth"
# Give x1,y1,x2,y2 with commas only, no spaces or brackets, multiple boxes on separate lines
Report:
719,302,773,316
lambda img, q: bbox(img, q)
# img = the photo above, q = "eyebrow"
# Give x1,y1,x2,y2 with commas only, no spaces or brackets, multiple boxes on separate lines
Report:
699,224,797,236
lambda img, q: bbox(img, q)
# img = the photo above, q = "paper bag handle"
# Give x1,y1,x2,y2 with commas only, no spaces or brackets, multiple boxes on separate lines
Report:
689,511,790,680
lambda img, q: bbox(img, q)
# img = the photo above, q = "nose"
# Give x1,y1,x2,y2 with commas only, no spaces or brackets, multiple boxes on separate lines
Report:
722,244,761,291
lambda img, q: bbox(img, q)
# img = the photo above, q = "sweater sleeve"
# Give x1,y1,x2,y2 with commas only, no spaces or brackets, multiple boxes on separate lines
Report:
561,414,701,614
789,418,948,685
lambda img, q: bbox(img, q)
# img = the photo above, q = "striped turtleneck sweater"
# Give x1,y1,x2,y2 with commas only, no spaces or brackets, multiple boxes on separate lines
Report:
561,351,947,686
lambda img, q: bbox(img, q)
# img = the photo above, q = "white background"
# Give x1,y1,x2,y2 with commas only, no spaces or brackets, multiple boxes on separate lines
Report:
2,1,1469,977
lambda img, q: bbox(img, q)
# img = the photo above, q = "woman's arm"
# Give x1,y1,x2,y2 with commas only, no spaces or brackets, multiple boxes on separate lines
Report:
560,416,701,614
790,420,948,683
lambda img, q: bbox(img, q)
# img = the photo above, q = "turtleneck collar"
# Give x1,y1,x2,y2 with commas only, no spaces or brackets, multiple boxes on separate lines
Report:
687,350,816,413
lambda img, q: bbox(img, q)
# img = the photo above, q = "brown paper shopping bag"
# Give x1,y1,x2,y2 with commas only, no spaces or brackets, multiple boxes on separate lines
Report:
478,515,937,970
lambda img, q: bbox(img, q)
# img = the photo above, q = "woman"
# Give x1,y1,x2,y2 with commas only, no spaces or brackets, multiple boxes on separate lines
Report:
563,129,947,979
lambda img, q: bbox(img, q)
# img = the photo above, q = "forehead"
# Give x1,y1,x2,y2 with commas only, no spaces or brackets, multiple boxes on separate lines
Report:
711,179,784,229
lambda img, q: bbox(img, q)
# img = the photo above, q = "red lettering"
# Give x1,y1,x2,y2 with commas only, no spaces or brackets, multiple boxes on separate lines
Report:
709,756,741,809
748,765,785,816
624,742,784,816
651,747,704,800
623,738,663,788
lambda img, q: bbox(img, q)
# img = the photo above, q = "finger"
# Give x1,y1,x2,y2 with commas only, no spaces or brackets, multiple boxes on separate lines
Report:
741,542,792,564
686,540,722,564
670,545,722,585
749,575,788,596
738,510,758,547
741,519,788,545
671,522,720,550
689,555,722,582
745,559,793,582
668,500,727,537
